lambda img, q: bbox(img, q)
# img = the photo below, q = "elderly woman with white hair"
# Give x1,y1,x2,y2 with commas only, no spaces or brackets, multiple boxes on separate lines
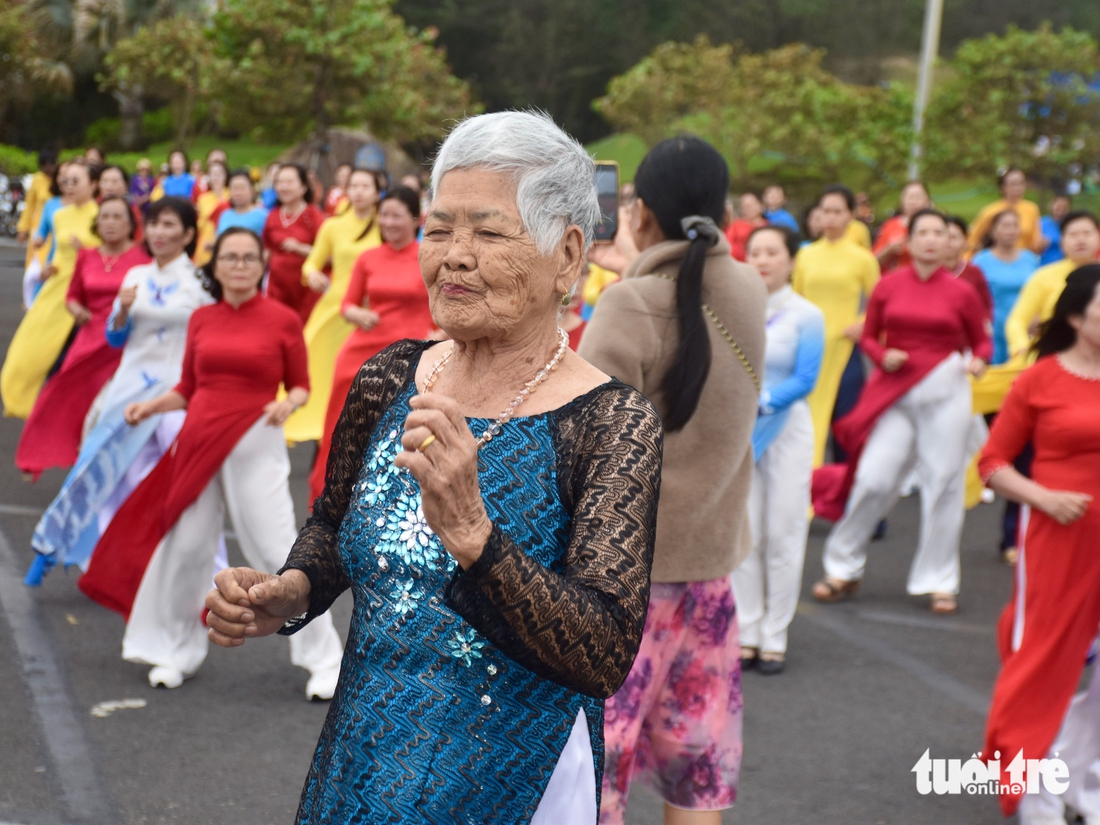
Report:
204,111,664,824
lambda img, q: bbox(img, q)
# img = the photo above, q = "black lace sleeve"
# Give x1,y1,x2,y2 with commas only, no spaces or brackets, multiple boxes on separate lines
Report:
279,340,429,633
444,382,663,698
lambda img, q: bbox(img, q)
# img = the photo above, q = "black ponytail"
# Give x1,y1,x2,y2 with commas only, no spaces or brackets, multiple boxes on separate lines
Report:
634,135,730,432
1035,264,1100,357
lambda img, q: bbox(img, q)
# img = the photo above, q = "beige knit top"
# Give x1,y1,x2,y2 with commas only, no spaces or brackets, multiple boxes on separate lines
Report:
578,236,767,583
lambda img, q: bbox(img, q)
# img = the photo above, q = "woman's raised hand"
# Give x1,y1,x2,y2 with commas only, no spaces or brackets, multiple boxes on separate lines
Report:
306,271,330,293
968,357,988,378
118,284,138,311
881,348,909,373
67,301,92,326
205,568,312,647
394,393,493,570
1037,490,1093,525
344,305,380,331
123,401,152,426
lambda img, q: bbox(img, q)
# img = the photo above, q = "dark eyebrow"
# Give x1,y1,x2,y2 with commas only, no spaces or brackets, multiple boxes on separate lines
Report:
427,209,454,222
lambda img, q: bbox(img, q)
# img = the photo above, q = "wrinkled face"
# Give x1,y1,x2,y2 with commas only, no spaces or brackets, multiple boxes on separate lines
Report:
818,193,851,236
909,214,948,265
992,212,1021,248
1062,217,1100,263
97,168,127,199
379,198,417,246
229,176,254,208
214,233,264,296
946,223,967,262
901,183,930,216
96,199,131,245
762,185,785,211
746,228,792,292
1001,170,1026,201
420,168,570,342
1070,282,1100,348
275,167,307,204
739,193,764,221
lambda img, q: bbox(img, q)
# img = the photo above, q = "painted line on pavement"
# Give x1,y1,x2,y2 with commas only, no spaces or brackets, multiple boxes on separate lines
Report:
854,607,993,635
797,601,990,716
0,504,238,544
0,524,115,824
0,503,45,517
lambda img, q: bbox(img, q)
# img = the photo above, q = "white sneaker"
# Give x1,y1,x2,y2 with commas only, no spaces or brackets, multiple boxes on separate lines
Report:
148,666,186,689
305,666,340,701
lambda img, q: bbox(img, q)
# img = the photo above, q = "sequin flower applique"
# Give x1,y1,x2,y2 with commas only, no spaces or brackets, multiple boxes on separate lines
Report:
390,579,424,616
362,472,394,509
447,628,486,667
379,495,439,567
368,429,400,472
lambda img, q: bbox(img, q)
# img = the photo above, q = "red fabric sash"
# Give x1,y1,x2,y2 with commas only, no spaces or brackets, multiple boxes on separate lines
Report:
79,407,261,619
812,352,952,521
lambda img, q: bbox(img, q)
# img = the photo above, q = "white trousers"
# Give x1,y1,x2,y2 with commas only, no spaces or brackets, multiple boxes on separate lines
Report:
731,403,814,654
823,353,973,596
531,708,597,825
123,417,344,676
1018,661,1100,824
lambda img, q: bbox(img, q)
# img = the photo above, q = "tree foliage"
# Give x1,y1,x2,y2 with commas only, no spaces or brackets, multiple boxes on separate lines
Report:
209,0,477,144
924,24,1100,182
101,15,225,147
0,0,71,122
595,36,912,199
397,0,1100,142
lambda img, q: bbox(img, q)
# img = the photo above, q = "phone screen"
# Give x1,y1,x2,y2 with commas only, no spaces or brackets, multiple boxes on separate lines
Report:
593,162,619,243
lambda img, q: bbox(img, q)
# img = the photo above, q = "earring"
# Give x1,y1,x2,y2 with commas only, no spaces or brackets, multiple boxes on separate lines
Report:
561,293,571,306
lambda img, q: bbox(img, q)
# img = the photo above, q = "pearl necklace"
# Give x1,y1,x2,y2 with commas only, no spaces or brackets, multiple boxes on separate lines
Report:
423,328,570,448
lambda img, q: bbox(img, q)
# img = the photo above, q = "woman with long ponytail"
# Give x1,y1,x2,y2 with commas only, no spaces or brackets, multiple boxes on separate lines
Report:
580,136,767,825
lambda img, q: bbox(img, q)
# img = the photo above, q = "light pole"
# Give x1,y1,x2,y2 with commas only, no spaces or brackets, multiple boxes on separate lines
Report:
909,0,945,181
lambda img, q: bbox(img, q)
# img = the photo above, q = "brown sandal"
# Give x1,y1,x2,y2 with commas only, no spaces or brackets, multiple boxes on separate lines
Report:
930,593,958,614
812,577,860,603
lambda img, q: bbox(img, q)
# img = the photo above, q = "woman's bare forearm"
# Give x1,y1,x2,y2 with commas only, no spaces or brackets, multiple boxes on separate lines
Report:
986,465,1048,509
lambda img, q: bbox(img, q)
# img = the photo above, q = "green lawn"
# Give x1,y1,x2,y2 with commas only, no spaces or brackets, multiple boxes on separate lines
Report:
585,133,648,183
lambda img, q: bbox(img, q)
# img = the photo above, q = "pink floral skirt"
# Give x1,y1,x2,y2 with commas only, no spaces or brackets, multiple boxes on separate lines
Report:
600,578,743,823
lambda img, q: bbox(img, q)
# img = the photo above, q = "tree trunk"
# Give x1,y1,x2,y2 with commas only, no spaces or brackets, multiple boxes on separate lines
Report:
115,85,145,150
173,86,196,149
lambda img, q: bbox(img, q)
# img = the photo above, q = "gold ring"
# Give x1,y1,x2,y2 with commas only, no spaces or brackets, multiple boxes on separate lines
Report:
417,434,437,453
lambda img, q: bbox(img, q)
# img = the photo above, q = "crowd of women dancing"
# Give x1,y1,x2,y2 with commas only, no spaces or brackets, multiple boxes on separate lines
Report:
8,146,436,698
7,119,1098,825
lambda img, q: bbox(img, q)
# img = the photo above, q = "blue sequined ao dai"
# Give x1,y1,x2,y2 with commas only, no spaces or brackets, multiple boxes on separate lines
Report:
296,381,603,824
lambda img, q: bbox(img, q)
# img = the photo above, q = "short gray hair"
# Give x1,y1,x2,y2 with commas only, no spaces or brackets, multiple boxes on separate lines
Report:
431,111,600,255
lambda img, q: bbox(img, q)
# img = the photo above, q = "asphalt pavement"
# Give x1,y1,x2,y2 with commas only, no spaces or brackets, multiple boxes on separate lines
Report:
0,240,1020,824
